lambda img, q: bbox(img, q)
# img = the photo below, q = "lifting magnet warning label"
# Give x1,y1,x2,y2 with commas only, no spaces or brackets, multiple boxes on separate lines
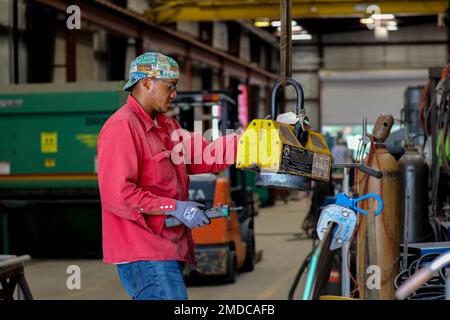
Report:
312,153,330,179
280,144,331,181
280,145,313,176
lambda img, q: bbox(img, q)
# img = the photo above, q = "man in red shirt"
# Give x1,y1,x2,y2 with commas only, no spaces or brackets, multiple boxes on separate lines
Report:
97,52,240,300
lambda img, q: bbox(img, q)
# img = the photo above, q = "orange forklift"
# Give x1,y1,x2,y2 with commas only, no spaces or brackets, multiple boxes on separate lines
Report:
172,90,258,283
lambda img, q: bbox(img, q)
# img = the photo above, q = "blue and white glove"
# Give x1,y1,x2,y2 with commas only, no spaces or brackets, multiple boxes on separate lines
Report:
166,201,210,229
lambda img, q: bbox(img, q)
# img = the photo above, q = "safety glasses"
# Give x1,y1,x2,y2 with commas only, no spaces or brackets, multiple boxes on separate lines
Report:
152,78,177,93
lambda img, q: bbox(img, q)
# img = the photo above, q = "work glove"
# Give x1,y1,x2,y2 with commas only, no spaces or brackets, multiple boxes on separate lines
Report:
166,201,210,229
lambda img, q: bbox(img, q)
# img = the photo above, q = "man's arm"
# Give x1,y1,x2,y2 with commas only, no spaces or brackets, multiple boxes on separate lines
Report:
97,120,176,228
183,131,240,175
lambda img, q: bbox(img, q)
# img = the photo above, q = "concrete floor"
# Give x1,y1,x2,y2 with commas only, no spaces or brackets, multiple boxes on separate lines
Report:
21,195,312,300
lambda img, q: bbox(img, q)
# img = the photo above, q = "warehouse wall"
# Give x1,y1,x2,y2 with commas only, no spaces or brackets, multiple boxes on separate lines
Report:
190,64,203,90
127,0,148,13
323,24,446,69
0,0,28,84
324,44,446,69
54,23,128,83
260,46,268,71
177,22,199,38
0,0,11,26
320,69,428,125
173,20,275,120
52,26,66,83
239,30,251,62
286,46,320,130
0,0,12,84
94,30,111,82
213,21,228,51
257,88,268,119
0,34,10,84
292,23,447,127
7,0,131,85
74,29,96,82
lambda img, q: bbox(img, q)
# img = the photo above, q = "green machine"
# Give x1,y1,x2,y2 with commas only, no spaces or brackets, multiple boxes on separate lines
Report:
0,82,127,257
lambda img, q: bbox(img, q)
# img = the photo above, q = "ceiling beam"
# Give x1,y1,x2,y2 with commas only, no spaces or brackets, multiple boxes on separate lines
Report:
151,1,448,23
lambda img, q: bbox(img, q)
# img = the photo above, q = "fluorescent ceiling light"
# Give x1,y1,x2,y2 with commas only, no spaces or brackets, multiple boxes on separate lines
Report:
371,14,395,20
374,26,389,40
292,34,312,40
360,18,374,24
277,25,303,32
271,21,281,27
387,20,397,26
271,20,298,27
254,20,270,27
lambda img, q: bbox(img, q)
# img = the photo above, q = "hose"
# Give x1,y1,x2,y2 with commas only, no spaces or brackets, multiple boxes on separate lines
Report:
429,217,448,242
422,68,450,218
288,250,314,300
439,101,450,176
394,253,448,300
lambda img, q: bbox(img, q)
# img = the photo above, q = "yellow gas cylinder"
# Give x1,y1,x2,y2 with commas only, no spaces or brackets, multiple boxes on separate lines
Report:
357,114,401,300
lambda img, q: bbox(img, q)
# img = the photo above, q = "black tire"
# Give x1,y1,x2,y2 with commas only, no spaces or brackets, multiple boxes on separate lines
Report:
222,250,237,284
241,228,256,272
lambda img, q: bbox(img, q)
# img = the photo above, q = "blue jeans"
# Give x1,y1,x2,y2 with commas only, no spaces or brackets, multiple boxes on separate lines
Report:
117,260,188,300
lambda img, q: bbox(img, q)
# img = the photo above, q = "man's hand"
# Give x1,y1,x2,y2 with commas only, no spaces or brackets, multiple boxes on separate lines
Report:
166,201,210,229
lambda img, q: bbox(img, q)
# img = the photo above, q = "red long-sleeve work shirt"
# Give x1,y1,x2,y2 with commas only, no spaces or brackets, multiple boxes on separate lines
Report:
98,95,239,264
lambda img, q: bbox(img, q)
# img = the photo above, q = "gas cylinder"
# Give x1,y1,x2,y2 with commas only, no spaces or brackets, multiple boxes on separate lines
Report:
398,142,430,243
357,114,401,300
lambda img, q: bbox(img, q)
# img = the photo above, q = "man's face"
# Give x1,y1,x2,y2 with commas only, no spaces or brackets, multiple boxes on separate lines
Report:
147,77,178,114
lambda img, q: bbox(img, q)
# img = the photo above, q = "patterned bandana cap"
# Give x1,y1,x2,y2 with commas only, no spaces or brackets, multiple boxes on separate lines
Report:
123,52,180,91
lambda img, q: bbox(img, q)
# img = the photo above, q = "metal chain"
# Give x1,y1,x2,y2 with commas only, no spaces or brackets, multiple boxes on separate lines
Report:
280,0,292,86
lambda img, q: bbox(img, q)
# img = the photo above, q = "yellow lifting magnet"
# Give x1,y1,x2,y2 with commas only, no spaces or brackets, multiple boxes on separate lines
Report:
236,78,332,190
